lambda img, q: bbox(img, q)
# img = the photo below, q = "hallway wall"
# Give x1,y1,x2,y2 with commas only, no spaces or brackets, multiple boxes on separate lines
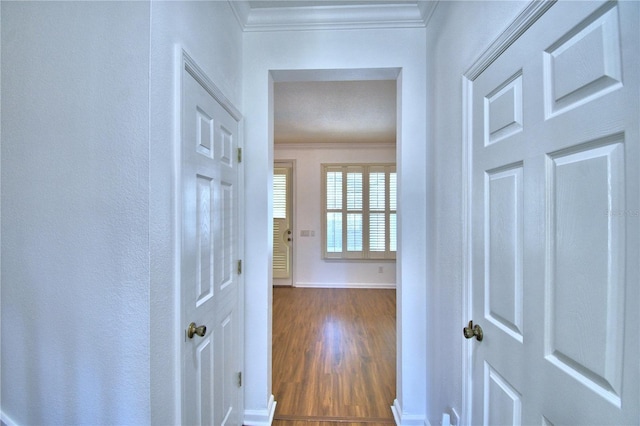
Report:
1,2,151,424
1,1,243,424
424,2,528,425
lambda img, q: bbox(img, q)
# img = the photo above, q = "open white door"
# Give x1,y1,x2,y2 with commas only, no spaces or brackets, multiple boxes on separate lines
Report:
180,52,244,426
467,1,638,424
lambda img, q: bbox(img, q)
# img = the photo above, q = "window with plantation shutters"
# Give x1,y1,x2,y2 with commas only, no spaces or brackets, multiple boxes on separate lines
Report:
322,164,396,260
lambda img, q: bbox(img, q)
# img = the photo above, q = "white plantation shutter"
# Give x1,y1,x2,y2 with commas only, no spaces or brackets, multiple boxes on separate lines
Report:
369,213,385,251
369,171,386,252
326,171,342,209
347,213,363,252
390,213,397,252
273,173,287,219
389,172,397,252
325,168,343,255
322,164,396,259
326,212,342,252
346,169,363,252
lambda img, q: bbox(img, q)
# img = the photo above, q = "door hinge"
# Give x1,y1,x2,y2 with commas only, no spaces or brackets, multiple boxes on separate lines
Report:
237,259,242,275
237,147,242,163
237,371,242,387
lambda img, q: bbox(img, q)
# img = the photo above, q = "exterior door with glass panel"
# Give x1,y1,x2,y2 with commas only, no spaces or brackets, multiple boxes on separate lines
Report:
273,163,292,286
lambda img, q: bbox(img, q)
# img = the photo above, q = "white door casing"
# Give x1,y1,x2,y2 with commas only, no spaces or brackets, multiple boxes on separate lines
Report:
180,51,244,426
465,1,639,424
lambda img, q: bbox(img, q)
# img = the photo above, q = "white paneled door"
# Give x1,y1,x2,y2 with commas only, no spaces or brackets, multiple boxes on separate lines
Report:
469,1,638,424
180,54,243,426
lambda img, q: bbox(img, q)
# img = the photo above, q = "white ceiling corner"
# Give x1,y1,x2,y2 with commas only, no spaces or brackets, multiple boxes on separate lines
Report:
229,1,251,29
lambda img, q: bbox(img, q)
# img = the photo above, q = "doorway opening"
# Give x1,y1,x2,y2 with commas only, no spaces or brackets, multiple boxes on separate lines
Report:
270,69,399,422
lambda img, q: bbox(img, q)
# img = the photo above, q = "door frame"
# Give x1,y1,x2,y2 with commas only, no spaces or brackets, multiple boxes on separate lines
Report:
461,2,555,424
175,47,245,424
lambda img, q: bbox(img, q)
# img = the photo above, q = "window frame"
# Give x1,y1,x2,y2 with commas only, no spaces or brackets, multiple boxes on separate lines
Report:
321,163,397,260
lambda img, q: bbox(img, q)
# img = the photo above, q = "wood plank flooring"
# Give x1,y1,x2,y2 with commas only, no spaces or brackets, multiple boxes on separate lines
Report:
272,287,396,425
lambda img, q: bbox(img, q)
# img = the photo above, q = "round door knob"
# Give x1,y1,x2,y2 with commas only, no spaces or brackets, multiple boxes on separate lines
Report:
187,322,207,339
463,320,483,341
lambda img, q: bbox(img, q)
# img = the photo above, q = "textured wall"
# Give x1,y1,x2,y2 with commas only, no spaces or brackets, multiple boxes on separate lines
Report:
1,2,151,424
424,2,527,425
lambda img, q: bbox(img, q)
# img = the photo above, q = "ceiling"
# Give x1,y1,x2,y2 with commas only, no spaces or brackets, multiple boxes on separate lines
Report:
231,0,433,146
274,80,397,145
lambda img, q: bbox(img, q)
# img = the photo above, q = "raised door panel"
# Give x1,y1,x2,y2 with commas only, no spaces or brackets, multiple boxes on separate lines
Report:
485,165,524,341
484,363,522,426
543,2,622,118
545,138,625,406
195,336,215,425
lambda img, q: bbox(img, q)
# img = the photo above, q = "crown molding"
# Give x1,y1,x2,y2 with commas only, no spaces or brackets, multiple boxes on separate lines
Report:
464,0,556,80
418,0,438,27
229,1,437,32
230,0,251,29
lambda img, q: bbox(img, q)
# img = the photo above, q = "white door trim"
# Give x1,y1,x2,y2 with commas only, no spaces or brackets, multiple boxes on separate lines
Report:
182,50,242,121
174,45,244,424
460,2,556,424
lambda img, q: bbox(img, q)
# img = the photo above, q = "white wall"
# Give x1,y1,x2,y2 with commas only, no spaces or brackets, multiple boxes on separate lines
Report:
424,2,527,425
1,1,243,424
244,27,428,424
275,144,397,288
149,1,243,423
1,2,151,424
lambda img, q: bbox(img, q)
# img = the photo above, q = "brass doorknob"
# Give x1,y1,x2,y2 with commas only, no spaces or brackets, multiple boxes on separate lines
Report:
463,320,483,341
187,322,207,339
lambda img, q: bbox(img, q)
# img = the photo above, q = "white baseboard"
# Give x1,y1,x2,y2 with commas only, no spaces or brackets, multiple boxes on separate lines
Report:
295,282,396,289
391,399,426,426
243,394,276,426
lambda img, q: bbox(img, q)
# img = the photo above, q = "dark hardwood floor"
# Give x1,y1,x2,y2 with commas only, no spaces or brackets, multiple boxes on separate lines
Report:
272,287,396,425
